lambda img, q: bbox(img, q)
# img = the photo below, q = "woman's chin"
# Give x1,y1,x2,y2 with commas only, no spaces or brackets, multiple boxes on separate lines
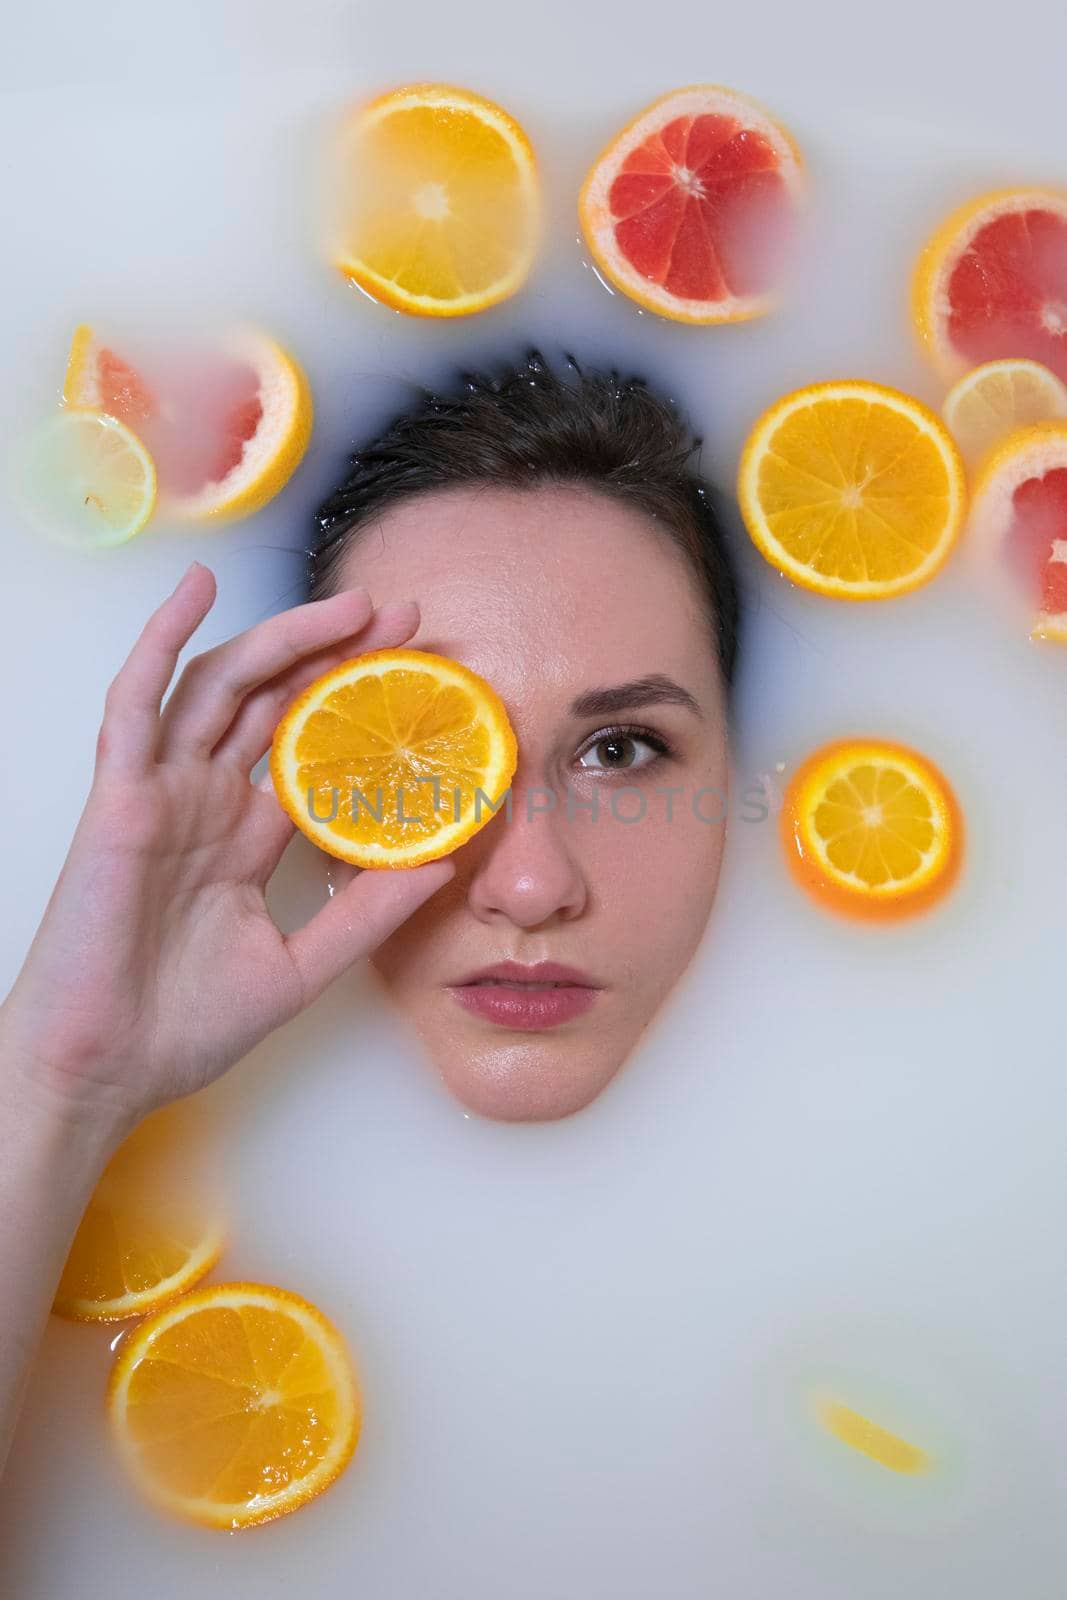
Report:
429,1034,633,1123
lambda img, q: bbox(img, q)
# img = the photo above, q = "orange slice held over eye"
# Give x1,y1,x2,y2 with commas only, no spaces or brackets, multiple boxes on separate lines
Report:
782,738,963,921
107,1282,361,1530
578,84,805,324
270,648,518,868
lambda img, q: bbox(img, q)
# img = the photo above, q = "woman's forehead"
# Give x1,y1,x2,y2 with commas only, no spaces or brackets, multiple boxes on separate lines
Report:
335,482,716,703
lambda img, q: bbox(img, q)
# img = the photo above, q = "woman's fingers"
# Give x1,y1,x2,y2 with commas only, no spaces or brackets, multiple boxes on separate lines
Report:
157,586,378,762
213,599,422,773
95,563,217,777
284,856,456,1005
246,772,298,884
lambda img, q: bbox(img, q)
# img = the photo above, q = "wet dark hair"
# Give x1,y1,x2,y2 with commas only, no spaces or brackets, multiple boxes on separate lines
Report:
308,349,741,694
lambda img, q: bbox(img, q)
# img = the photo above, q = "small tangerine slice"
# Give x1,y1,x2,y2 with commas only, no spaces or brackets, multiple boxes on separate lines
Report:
782,737,962,920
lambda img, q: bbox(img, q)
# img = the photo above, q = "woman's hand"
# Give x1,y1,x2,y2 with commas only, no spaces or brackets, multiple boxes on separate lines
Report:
0,562,455,1130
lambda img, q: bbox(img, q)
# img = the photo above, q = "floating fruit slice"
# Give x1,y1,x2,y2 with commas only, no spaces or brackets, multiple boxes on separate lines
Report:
817,1398,930,1474
782,737,962,920
21,409,157,548
578,84,805,324
331,83,540,316
738,380,967,599
108,1282,361,1530
63,322,156,424
54,1106,224,1322
913,188,1067,383
942,358,1067,466
969,421,1067,641
63,323,312,524
270,648,518,868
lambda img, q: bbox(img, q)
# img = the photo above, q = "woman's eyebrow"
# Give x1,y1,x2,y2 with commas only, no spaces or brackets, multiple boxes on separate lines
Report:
568,674,704,720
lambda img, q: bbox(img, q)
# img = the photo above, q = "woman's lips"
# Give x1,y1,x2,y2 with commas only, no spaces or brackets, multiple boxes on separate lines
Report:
447,960,602,1031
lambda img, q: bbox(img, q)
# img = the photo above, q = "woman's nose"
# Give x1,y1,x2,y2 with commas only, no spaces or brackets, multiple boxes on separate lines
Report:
464,778,588,929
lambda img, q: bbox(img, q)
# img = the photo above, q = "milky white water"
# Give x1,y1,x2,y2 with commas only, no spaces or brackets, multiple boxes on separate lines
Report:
3,2,1067,1595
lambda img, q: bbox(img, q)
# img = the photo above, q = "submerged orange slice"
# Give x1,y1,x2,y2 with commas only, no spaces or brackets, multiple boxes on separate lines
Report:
331,83,540,316
912,187,1067,383
817,1398,930,1475
969,421,1067,641
579,84,805,324
108,1282,361,1530
270,648,518,868
738,380,967,599
54,1104,224,1322
782,738,962,920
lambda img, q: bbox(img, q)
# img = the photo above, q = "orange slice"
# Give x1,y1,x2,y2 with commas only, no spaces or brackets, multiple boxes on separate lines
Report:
942,359,1067,467
108,1282,361,1530
912,187,1067,383
54,1104,224,1322
270,648,518,868
331,83,540,316
817,1398,930,1474
63,323,312,524
738,380,967,599
969,421,1067,641
782,738,962,920
578,84,805,324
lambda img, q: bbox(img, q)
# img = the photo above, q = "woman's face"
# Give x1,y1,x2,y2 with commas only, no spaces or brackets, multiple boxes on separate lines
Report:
333,483,730,1121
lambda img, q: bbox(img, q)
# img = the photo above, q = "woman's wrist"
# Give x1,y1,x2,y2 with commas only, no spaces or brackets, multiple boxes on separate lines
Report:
0,997,140,1163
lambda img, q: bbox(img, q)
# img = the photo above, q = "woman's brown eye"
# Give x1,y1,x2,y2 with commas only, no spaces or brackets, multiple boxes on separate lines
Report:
579,735,655,771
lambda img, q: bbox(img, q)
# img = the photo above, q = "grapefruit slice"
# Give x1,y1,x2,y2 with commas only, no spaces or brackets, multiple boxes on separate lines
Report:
913,188,1067,383
579,85,805,324
63,324,312,524
969,421,1067,641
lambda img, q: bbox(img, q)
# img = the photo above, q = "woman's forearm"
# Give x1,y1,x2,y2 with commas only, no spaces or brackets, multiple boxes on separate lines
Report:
0,1005,135,1475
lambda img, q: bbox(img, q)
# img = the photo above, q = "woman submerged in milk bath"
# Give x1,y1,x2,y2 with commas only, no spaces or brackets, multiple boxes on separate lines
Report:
0,351,742,1468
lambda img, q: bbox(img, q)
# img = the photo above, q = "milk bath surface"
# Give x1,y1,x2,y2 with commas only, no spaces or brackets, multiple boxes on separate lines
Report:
3,1,1067,1598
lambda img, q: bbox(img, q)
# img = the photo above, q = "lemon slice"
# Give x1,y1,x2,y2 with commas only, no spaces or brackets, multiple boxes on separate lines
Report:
942,359,1067,466
21,409,156,548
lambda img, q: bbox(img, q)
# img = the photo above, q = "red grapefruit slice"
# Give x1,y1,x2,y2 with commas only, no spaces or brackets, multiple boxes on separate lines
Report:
63,325,312,524
969,421,1067,641
578,85,805,324
913,188,1067,383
